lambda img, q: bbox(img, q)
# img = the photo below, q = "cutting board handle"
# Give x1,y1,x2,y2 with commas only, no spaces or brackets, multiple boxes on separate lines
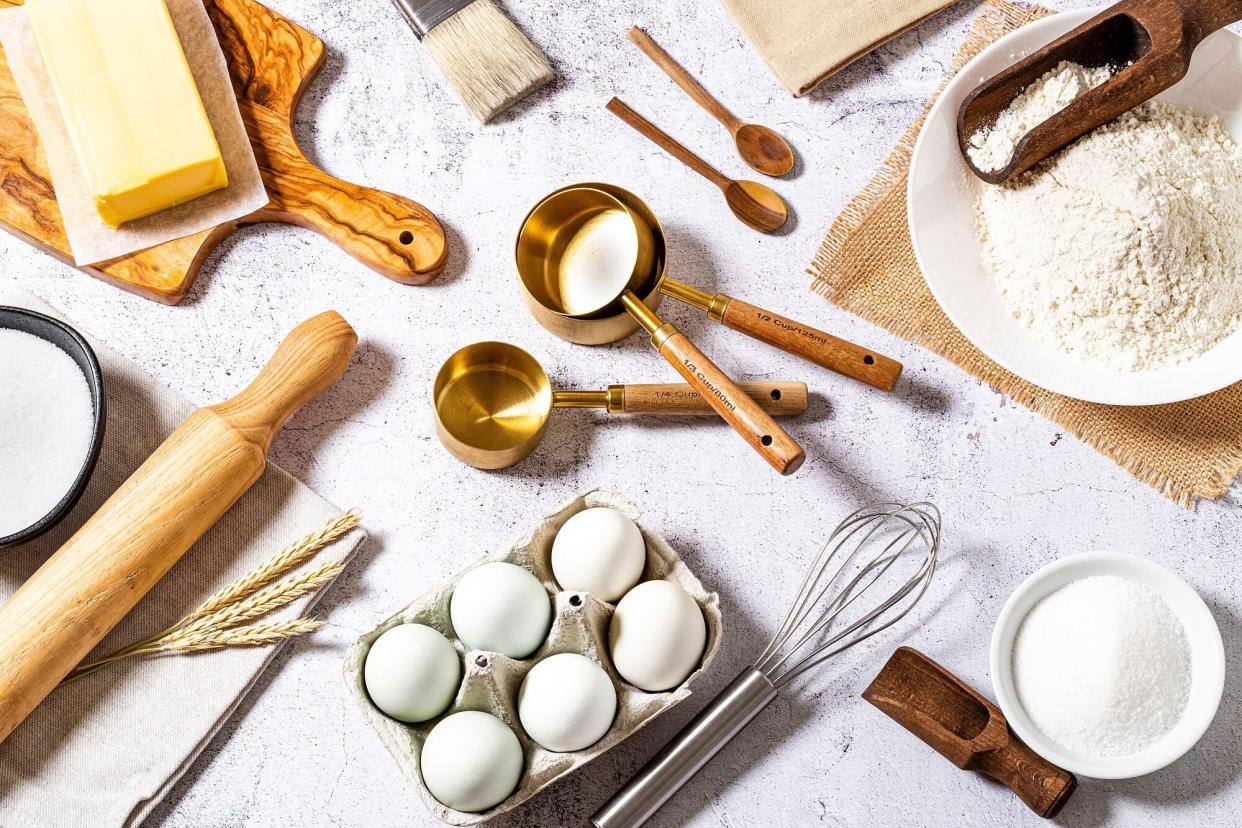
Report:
212,310,357,446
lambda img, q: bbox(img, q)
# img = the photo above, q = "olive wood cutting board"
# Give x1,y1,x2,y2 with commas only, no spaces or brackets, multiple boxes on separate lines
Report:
0,0,447,303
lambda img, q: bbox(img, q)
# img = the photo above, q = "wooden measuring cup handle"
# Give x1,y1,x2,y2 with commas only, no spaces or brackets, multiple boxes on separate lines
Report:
973,733,1078,818
621,381,808,415
606,97,732,189
717,297,902,391
627,27,740,131
211,311,358,446
654,329,805,474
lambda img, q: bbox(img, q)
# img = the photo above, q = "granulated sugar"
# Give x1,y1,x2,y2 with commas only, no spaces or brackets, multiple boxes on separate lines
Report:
973,66,1242,371
1012,575,1191,757
0,329,94,536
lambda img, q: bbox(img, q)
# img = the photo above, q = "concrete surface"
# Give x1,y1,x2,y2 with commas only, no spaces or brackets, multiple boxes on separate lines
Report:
6,0,1240,825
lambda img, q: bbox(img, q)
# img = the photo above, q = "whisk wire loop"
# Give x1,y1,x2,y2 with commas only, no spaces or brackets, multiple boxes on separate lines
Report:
754,502,941,689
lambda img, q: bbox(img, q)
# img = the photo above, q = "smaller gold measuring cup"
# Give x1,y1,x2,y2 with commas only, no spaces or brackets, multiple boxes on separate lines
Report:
515,186,805,475
433,342,808,470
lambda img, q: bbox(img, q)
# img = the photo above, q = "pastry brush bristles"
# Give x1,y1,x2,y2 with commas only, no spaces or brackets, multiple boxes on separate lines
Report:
422,0,553,123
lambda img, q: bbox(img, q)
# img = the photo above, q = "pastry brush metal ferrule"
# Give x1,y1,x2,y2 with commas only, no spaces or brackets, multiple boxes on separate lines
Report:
390,0,553,123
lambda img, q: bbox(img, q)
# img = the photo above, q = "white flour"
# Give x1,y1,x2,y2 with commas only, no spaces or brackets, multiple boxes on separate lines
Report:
972,64,1242,371
967,61,1113,172
1012,575,1191,757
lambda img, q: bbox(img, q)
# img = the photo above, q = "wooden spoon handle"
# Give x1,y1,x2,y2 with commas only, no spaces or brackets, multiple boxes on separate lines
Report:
653,328,804,474
617,381,808,415
627,27,740,131
606,97,732,189
716,297,902,391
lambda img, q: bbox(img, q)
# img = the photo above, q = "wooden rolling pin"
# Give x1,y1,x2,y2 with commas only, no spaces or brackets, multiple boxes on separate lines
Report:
863,647,1077,818
0,311,357,743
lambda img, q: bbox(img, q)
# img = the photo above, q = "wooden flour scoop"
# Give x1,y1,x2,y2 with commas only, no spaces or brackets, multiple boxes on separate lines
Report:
863,647,1077,819
0,311,357,743
958,0,1242,183
0,0,447,303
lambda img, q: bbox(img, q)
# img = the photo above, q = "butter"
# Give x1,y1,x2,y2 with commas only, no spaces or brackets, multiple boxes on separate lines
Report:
27,0,228,227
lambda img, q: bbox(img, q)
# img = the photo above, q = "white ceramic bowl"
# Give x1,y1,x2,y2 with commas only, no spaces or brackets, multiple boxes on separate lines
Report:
990,551,1225,778
908,9,1242,405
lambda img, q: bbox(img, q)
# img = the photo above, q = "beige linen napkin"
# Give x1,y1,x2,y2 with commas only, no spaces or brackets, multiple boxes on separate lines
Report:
0,286,365,826
720,0,958,95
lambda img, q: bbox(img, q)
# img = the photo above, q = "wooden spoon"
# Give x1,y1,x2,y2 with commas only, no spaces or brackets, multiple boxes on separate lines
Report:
958,0,1242,183
628,26,795,177
606,97,788,233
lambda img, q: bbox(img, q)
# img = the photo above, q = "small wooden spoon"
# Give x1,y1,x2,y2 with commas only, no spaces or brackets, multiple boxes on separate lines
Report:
628,26,795,177
958,0,1242,183
606,97,788,233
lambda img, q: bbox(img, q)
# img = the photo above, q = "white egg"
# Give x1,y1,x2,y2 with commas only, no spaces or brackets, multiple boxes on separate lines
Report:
450,562,551,658
363,624,460,723
550,506,646,602
609,580,706,692
518,653,617,752
420,711,523,812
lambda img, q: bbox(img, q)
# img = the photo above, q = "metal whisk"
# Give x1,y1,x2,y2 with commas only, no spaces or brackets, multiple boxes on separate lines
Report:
592,502,942,828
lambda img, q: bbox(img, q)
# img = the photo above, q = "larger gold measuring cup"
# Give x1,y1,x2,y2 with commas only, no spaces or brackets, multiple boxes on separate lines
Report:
543,183,901,390
516,187,805,475
433,342,808,470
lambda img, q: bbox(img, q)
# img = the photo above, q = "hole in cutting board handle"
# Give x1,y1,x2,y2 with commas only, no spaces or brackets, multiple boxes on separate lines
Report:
398,231,414,245
864,355,876,365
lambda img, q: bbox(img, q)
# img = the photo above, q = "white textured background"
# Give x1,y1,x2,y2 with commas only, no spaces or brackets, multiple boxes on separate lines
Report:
6,0,1241,825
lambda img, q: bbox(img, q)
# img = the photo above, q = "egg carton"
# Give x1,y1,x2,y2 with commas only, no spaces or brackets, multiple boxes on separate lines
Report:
343,487,723,825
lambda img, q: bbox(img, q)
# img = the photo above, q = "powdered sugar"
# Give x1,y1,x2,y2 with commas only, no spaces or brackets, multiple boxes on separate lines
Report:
967,61,1113,172
1012,575,1190,757
0,329,94,536
973,66,1242,371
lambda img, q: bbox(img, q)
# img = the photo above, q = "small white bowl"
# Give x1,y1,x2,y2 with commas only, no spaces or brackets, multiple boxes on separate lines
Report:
990,551,1225,779
908,8,1242,405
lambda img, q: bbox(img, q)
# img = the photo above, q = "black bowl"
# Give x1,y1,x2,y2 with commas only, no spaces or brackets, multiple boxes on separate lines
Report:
0,307,106,548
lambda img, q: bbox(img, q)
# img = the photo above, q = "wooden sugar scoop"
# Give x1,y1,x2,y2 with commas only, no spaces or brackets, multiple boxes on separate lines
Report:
958,0,1242,183
0,311,357,743
863,647,1077,819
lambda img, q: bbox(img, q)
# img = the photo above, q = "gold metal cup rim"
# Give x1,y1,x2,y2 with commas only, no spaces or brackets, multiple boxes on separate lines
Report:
432,342,554,466
514,183,666,323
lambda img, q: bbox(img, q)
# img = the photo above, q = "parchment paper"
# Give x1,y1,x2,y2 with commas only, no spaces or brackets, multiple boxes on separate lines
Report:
0,0,268,265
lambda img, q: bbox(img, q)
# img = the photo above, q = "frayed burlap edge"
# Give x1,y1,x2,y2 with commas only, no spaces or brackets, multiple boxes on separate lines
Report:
808,0,1242,507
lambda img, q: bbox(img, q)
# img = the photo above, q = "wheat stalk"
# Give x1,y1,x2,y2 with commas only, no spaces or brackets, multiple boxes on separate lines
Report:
177,559,345,635
183,509,361,625
58,510,359,687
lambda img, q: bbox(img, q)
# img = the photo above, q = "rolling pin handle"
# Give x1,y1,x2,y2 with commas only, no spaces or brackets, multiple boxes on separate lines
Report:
211,311,357,447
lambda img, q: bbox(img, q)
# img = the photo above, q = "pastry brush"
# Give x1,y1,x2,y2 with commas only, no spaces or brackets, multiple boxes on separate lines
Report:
391,0,553,123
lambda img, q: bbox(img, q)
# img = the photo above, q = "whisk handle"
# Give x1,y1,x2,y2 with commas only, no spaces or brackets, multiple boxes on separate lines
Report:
592,668,778,828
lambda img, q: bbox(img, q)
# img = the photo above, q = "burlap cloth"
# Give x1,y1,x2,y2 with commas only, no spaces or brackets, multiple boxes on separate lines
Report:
720,0,957,96
809,0,1242,507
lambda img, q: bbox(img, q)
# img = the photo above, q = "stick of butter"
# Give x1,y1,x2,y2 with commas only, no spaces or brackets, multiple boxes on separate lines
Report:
27,0,229,228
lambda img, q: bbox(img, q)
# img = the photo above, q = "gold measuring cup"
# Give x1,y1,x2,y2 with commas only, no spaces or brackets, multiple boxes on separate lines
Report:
433,342,809,470
516,187,805,475
524,186,904,394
